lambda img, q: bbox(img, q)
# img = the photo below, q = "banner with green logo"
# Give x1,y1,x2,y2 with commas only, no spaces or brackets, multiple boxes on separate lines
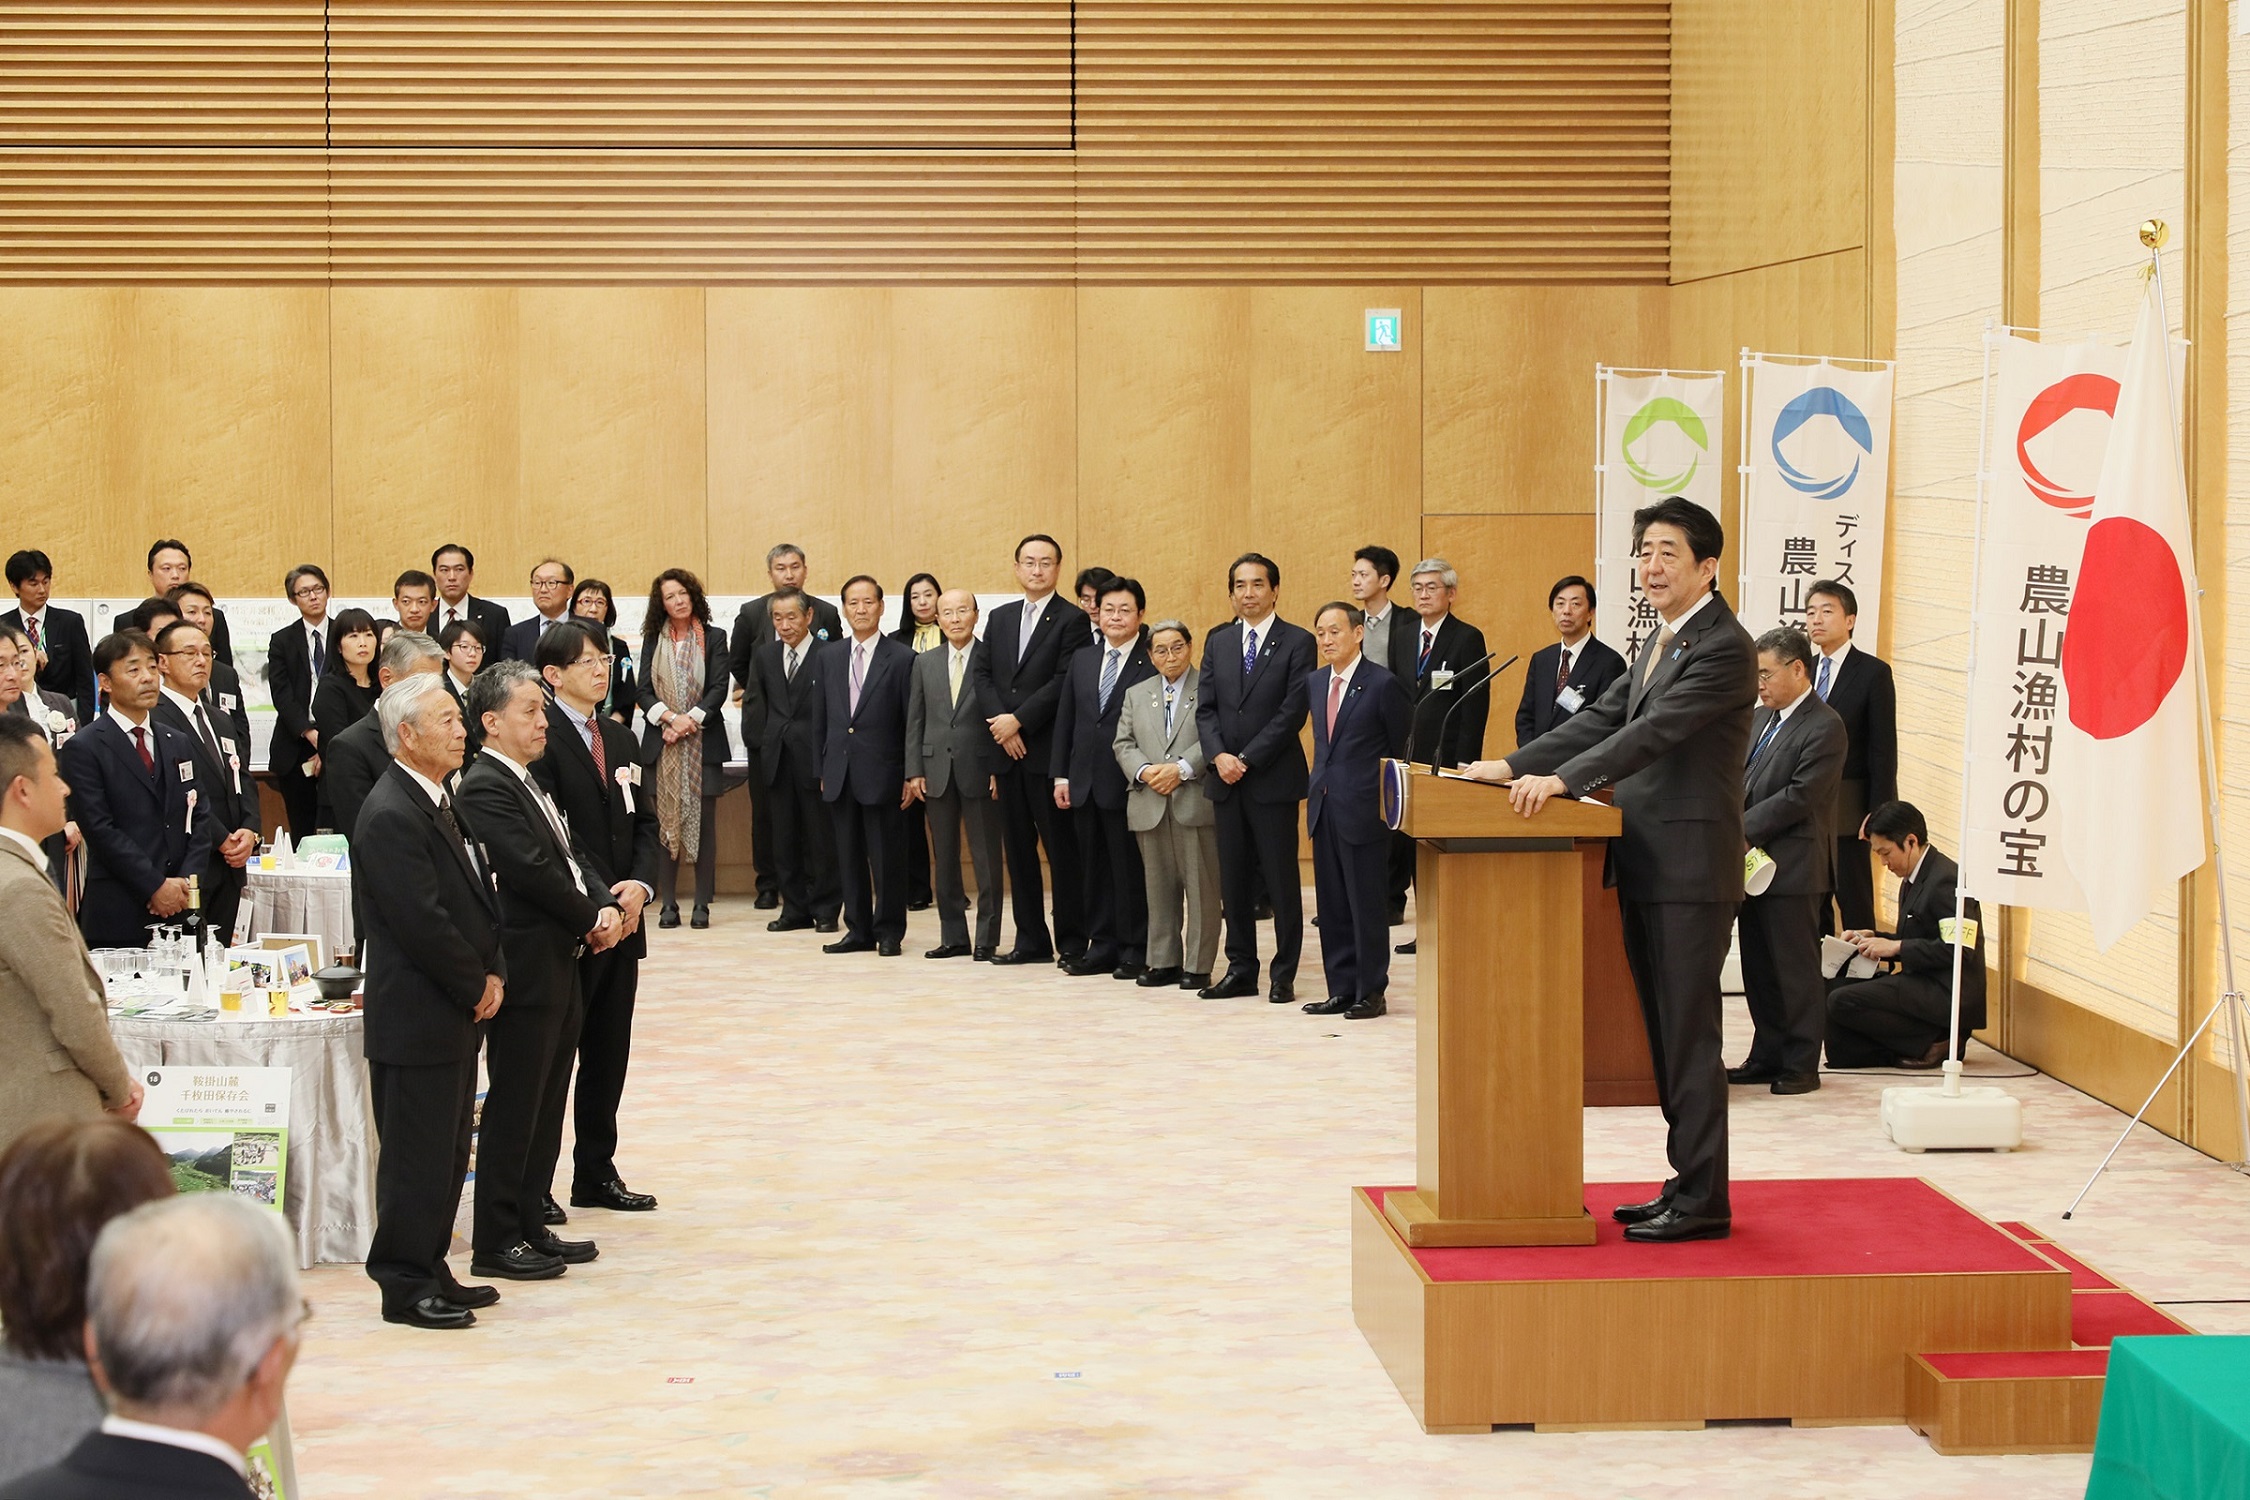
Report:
1594,368,1725,659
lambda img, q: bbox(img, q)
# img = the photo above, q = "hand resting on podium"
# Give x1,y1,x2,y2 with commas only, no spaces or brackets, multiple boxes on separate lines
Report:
1457,758,1569,816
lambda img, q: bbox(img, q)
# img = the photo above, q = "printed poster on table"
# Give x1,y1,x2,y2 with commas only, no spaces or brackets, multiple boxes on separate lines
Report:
1737,355,1895,641
138,1065,290,1212
1593,368,1726,659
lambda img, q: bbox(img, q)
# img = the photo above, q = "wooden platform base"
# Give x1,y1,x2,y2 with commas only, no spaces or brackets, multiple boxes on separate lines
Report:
1904,1351,2108,1455
1352,1183,2073,1433
1381,1188,1598,1248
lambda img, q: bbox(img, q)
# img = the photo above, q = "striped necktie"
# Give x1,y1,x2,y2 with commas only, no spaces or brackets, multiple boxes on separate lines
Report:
1099,647,1121,711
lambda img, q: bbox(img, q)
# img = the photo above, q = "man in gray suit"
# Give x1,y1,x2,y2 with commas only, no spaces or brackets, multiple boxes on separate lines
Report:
1466,496,1757,1243
906,589,1004,961
1112,620,1221,991
1731,627,1846,1097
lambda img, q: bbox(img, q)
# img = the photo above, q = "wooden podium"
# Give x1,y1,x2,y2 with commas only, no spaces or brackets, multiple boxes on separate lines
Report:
1378,764,1623,1248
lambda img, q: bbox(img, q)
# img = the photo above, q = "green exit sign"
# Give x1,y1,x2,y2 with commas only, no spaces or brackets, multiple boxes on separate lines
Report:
1365,309,1402,352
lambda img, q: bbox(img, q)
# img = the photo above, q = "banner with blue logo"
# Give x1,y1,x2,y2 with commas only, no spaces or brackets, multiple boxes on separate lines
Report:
1738,354,1896,643
1593,368,1726,660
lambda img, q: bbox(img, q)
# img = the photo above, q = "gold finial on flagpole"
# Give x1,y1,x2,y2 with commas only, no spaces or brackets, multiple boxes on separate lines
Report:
2140,219,2169,250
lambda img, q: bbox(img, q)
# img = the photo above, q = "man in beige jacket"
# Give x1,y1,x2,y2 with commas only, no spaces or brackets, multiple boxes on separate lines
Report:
1112,620,1222,992
0,715,139,1154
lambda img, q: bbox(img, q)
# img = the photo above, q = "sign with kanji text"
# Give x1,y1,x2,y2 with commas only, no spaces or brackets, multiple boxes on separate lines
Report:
1737,355,1895,643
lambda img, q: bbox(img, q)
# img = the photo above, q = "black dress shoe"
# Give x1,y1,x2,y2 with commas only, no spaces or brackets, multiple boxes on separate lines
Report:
438,1282,500,1310
1771,1073,1821,1095
973,945,997,962
1268,982,1294,1005
1726,1064,1780,1086
1345,995,1388,1020
1199,970,1258,999
541,1193,566,1226
1179,971,1209,991
1303,995,1354,1015
530,1232,599,1264
384,1295,476,1330
657,906,681,930
925,942,971,960
753,892,780,910
814,918,841,933
990,948,1056,967
876,939,903,957
1611,1194,1673,1225
1062,953,1113,977
908,897,934,912
469,1241,566,1281
768,914,815,932
1386,905,1407,926
824,936,876,954
1394,938,1417,955
1137,966,1182,988
571,1179,658,1212
690,907,710,930
1624,1208,1731,1243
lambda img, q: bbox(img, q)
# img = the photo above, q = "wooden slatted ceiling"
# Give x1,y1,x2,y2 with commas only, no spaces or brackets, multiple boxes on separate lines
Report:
0,1,1672,283
0,4,326,143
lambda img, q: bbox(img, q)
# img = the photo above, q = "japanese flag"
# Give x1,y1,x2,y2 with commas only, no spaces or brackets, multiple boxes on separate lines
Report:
2055,277,2207,949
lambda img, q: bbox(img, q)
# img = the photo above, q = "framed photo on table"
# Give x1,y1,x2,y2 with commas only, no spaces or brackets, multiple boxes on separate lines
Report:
258,933,327,972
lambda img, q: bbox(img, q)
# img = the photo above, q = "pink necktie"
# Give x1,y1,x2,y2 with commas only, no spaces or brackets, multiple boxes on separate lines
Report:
849,643,866,715
1326,672,1344,737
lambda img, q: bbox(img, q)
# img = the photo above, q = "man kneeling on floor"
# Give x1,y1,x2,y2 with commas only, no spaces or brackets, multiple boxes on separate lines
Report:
1824,799,1986,1071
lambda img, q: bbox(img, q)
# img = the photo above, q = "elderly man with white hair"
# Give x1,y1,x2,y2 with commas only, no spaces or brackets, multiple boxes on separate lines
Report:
0,1194,302,1500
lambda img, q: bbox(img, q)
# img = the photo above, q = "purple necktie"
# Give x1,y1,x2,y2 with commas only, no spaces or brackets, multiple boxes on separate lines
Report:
849,642,866,715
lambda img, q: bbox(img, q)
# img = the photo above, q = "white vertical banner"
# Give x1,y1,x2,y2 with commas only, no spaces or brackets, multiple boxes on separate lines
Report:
1592,367,1725,659
1737,354,1896,640
1961,329,2125,911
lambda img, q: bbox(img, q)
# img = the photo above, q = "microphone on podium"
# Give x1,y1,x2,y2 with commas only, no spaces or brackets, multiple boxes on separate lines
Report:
1407,650,1492,769
1426,654,1519,777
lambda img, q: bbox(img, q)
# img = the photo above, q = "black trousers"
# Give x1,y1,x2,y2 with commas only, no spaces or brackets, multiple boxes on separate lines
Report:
831,794,908,944
1313,823,1390,1001
366,1055,477,1312
744,746,779,901
1214,793,1303,987
1385,830,1415,918
1075,801,1147,966
1829,836,1877,933
994,763,1080,956
1737,892,1825,1077
1618,897,1733,1219
564,945,641,1193
904,798,933,907
474,984,583,1253
769,763,840,923
278,764,319,840
656,792,718,913
1826,971,1955,1068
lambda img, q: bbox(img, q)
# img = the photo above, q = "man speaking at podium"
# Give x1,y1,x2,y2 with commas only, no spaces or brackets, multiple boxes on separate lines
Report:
1462,497,1756,1242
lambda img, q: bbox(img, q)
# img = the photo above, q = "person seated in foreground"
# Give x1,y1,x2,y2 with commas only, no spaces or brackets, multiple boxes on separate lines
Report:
1824,799,1986,1071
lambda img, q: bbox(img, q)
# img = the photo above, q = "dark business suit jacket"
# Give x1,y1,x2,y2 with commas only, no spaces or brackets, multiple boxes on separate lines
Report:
150,694,257,845
206,660,252,754
1821,646,1898,830
4,606,95,726
440,671,484,757
59,714,217,946
813,635,913,804
1052,638,1156,811
433,595,511,646
1875,848,1987,1030
1195,616,1316,805
1507,593,1758,905
729,593,844,698
634,623,730,769
1516,637,1629,746
262,621,323,779
454,753,614,1008
0,1431,252,1500
974,596,1092,779
1306,661,1412,844
500,613,571,665
533,700,661,961
1398,613,1491,768
352,762,505,1066
906,640,997,798
323,711,389,844
748,636,826,787
1741,696,1847,896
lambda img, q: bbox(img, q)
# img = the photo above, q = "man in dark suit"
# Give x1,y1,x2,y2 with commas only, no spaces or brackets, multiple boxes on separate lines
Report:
151,622,259,948
430,542,512,643
747,590,841,932
1350,545,1417,924
1301,602,1412,1021
60,632,217,949
533,622,662,1215
1826,800,1987,1070
5,550,96,728
1729,627,1846,1096
728,544,845,911
499,557,576,663
455,662,621,1284
975,533,1093,965
163,585,252,759
327,632,448,843
1052,577,1157,979
1804,579,1897,933
906,589,1004,960
1517,575,1628,747
812,577,914,957
1196,552,1316,1004
1399,558,1492,769
351,673,505,1329
0,622,82,885
144,538,233,666
1470,497,1757,1242
263,564,332,838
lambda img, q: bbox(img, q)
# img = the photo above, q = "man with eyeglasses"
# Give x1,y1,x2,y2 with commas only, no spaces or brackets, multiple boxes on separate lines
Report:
152,621,260,948
500,559,576,665
263,565,332,838
0,621,81,890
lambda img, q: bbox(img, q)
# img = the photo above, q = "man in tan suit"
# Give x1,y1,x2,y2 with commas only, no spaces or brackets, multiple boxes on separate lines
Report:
905,589,1004,961
0,715,139,1154
1113,620,1222,991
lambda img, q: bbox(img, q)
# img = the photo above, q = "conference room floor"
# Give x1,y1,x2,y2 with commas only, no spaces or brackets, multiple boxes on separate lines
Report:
291,894,2250,1498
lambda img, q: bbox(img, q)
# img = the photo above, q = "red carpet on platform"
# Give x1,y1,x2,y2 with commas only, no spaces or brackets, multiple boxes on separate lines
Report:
1365,1179,2052,1283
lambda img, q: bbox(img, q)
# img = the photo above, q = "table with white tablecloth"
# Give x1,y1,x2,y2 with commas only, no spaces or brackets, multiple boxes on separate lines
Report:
109,1012,376,1269
242,865,355,957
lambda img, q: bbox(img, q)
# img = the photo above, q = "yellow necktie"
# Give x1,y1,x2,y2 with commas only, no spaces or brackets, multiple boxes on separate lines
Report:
948,649,964,707
1641,626,1675,687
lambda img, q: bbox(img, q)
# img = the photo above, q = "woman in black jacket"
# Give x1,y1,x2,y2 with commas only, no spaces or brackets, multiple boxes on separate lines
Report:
572,577,637,729
636,569,730,929
311,607,381,831
888,572,943,909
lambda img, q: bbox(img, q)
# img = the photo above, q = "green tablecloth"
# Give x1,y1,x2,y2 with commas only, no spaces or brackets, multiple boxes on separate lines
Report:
2087,1336,2250,1500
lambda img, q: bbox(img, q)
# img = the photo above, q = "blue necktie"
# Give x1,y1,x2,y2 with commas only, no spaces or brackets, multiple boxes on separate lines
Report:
1099,647,1121,712
1815,656,1833,701
1748,714,1781,765
1242,627,1258,677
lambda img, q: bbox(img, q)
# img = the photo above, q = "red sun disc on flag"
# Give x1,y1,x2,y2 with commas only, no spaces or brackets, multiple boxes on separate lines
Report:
2060,517,2189,740
2018,373,2121,518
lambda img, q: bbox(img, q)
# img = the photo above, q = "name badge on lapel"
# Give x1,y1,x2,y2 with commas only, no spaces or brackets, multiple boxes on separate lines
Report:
1429,668,1456,691
1556,686,1585,713
177,760,195,783
219,692,238,712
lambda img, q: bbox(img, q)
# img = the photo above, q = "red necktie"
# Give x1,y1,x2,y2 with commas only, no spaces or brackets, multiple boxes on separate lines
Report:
1557,648,1570,695
131,725,154,774
586,718,608,780
1326,672,1344,738
24,616,39,651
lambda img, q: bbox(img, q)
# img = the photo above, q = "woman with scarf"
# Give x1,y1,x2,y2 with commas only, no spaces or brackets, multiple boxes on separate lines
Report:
636,569,729,929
